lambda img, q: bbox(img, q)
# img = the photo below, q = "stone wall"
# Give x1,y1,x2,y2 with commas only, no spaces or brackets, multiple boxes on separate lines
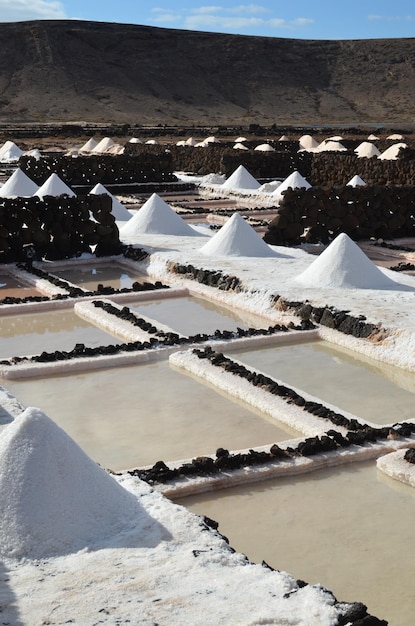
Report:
0,194,121,261
264,185,415,245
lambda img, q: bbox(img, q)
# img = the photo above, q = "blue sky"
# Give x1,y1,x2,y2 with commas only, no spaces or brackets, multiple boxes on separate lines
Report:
1,0,415,39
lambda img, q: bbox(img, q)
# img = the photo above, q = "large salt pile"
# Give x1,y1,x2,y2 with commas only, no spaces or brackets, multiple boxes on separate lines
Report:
200,213,276,257
34,173,76,199
120,193,199,237
221,165,260,190
0,168,39,197
298,134,318,151
79,138,98,152
295,232,403,289
0,408,145,559
354,142,381,158
379,143,407,160
272,170,311,203
0,140,23,162
93,137,115,153
346,175,367,187
89,183,132,221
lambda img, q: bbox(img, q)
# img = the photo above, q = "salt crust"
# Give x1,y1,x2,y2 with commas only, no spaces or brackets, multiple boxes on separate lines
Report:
376,449,415,487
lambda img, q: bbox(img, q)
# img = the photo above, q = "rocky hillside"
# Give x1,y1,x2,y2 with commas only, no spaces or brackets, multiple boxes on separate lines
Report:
0,20,414,126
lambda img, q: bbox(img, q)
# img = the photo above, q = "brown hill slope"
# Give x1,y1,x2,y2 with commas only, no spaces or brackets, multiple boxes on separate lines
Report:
0,20,414,126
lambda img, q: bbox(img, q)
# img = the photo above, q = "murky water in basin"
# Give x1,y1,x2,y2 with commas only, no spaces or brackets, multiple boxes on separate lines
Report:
0,273,40,299
125,295,266,335
176,462,415,626
5,361,299,471
51,264,148,291
0,309,122,358
230,340,415,424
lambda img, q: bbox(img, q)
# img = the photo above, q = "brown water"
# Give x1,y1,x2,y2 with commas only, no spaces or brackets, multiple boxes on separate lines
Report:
176,462,415,626
125,295,265,335
5,361,298,471
51,264,148,291
0,273,40,299
0,309,122,358
230,341,415,424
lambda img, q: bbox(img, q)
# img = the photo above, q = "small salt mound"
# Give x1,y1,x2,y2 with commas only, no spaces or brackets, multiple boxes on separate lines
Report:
93,137,115,153
354,141,381,158
258,180,281,193
79,137,98,152
204,136,220,144
379,143,407,160
326,135,343,141
298,134,318,150
235,136,247,143
145,139,158,145
0,408,144,559
347,175,367,187
185,137,197,146
387,133,405,140
200,213,276,258
367,134,380,140
0,141,23,162
0,168,39,198
34,173,75,199
254,143,275,152
272,170,311,202
89,183,132,221
176,140,186,146
279,135,290,141
128,137,142,144
222,165,260,190
202,173,226,185
120,193,199,237
295,232,402,289
105,144,125,155
24,148,41,160
233,142,249,150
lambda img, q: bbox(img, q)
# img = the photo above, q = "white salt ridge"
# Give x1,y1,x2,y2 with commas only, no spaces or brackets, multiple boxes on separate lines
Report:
387,133,405,140
254,143,275,152
120,193,199,236
0,168,39,197
354,141,381,158
93,137,115,153
0,408,145,559
221,165,260,190
200,213,277,258
272,170,311,201
34,173,76,199
0,140,23,162
347,175,367,187
89,183,132,221
79,137,98,152
379,143,408,160
295,232,403,289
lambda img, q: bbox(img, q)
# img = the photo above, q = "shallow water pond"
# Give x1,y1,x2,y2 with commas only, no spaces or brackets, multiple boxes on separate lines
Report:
125,294,266,336
176,462,415,626
5,361,299,471
230,340,415,424
51,264,148,291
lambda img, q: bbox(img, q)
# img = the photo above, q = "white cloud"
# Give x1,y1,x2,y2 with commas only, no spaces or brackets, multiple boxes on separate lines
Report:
0,0,66,21
228,4,268,14
191,6,224,14
185,13,312,32
368,14,414,22
152,12,181,23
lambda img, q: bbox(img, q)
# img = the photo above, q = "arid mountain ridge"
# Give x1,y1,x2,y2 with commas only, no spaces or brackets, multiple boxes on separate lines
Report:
0,20,414,128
